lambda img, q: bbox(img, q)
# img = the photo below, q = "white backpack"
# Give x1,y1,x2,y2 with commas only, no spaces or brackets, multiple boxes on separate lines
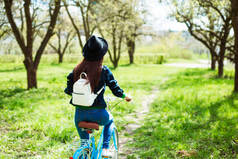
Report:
72,72,104,106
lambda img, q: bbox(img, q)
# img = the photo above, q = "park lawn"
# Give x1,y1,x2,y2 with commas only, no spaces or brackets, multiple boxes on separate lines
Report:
129,68,238,159
0,61,181,158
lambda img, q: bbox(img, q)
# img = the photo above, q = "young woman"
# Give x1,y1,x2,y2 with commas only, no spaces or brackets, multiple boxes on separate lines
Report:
64,35,131,156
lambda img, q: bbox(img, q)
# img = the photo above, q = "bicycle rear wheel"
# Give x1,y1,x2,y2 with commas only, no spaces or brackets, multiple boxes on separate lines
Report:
72,147,92,159
108,128,119,159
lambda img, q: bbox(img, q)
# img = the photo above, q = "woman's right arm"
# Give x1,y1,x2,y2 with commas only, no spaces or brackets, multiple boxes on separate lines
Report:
104,66,124,98
104,66,131,102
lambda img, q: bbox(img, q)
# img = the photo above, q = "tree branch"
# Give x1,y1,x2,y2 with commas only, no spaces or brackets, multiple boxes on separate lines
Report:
34,0,61,69
0,29,9,39
79,4,88,39
24,0,33,54
64,1,83,49
116,31,123,62
62,31,73,55
48,42,58,52
33,21,50,29
198,0,227,23
3,0,26,54
20,8,24,32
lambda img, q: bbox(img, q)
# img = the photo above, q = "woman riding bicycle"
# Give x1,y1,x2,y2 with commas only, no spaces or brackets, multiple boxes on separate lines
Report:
64,35,131,157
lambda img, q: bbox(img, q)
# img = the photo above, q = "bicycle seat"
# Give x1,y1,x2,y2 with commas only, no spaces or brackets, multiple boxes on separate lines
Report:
78,121,99,130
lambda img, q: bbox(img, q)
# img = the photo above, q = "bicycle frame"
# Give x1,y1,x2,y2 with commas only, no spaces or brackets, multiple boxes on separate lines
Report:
72,126,118,159
72,97,120,159
95,127,105,159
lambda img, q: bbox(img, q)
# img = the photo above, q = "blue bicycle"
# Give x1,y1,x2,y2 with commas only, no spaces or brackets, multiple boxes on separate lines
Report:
70,98,121,159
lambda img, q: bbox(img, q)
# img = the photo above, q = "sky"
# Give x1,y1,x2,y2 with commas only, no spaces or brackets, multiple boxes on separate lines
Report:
143,0,187,31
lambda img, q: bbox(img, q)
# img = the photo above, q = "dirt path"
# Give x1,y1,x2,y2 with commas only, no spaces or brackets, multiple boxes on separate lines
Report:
118,59,208,157
164,59,232,69
164,60,210,68
119,88,159,158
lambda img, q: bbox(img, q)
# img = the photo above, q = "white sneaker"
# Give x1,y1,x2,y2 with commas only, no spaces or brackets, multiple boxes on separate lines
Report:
102,149,112,158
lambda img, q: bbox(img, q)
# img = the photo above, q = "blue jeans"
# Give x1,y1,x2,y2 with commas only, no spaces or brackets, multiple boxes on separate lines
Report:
74,107,115,149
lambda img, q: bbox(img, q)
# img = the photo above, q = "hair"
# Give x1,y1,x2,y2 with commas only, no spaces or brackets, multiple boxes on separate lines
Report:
73,58,103,92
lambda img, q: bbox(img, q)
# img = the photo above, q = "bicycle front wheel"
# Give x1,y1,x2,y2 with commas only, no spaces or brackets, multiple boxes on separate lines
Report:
72,147,92,159
109,128,119,159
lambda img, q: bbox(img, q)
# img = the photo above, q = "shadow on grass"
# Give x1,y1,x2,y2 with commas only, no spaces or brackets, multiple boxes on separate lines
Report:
50,62,62,66
0,87,26,98
119,63,139,67
180,93,238,158
0,66,24,72
160,68,233,91
181,93,238,131
0,87,50,110
108,63,138,70
0,87,26,109
208,93,238,122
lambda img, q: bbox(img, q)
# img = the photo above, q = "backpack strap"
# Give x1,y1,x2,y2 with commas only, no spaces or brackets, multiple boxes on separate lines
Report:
96,86,104,95
80,72,88,79
80,71,104,95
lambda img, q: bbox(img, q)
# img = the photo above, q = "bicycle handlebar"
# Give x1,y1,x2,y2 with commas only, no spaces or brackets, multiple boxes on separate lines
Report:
105,96,124,111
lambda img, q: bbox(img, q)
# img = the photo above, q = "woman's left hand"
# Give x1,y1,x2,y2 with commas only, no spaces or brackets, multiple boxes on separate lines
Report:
125,96,132,102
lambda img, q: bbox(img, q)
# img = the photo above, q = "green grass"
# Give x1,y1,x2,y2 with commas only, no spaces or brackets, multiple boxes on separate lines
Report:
129,68,238,159
0,60,181,158
1,57,237,158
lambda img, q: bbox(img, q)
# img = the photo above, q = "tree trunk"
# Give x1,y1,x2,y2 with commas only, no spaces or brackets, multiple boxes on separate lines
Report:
217,32,229,77
26,66,37,89
218,56,224,77
24,58,37,89
129,51,134,64
218,44,225,77
211,54,216,70
231,0,238,92
127,38,135,64
58,53,63,63
113,60,118,68
235,60,238,92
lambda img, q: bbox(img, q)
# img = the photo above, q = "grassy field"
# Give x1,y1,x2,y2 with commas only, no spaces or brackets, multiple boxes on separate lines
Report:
0,57,237,158
129,68,238,159
0,60,181,158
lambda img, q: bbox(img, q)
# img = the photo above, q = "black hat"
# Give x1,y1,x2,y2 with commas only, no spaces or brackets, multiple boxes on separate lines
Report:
83,35,108,61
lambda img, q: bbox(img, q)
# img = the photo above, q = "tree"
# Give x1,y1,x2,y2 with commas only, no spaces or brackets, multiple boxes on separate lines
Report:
170,0,231,77
96,0,140,68
199,0,232,77
172,0,218,70
48,10,75,63
48,28,75,63
4,0,61,89
64,0,97,50
231,0,238,92
171,0,232,76
0,1,11,39
94,0,142,68
125,0,144,64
